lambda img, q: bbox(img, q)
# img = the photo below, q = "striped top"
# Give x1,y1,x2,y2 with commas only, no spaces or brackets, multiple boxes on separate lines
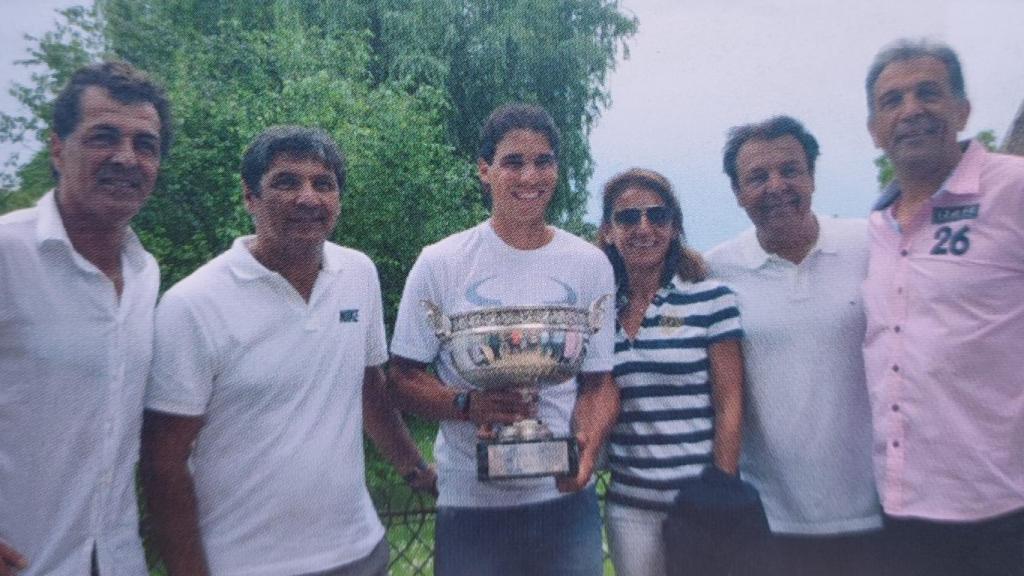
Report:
606,277,743,511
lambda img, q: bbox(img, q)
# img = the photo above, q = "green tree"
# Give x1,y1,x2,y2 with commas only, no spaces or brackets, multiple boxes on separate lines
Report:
96,0,638,227
0,153,56,213
350,0,638,227
0,4,635,571
1,3,487,324
126,13,485,320
3,0,637,291
0,5,104,204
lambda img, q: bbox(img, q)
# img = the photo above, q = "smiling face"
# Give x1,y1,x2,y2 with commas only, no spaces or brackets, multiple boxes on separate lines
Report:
868,56,970,177
478,128,558,229
605,186,676,276
733,134,816,243
245,153,341,254
51,86,162,231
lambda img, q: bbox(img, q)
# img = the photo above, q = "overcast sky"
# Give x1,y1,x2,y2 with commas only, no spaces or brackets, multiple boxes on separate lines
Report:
587,0,1024,248
3,0,1023,249
0,0,78,173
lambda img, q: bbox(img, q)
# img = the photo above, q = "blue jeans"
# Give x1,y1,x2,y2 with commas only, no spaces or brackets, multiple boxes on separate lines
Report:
434,487,603,576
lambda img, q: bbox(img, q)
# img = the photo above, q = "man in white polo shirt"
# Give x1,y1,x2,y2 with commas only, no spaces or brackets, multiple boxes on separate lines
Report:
0,61,170,576
706,116,882,575
141,126,433,576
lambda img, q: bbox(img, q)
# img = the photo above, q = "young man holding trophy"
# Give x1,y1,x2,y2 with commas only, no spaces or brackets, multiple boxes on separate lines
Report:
389,103,618,576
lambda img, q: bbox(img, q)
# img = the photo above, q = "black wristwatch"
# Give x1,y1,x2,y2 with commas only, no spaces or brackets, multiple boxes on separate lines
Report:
453,390,472,420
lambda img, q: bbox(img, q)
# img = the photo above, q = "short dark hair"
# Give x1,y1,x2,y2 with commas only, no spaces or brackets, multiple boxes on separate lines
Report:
478,103,560,163
866,38,966,117
52,60,173,157
240,126,346,197
722,115,820,190
598,168,706,292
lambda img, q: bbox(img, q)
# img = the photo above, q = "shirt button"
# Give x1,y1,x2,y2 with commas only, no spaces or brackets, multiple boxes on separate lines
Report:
894,325,901,333
892,440,900,448
897,287,904,295
891,404,900,412
900,249,909,256
892,365,899,372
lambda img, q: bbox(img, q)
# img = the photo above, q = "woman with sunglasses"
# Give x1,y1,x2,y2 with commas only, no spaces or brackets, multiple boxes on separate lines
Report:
598,168,745,576
389,104,618,576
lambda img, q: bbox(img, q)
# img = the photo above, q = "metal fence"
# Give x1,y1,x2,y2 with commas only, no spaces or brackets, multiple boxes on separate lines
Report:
371,472,613,575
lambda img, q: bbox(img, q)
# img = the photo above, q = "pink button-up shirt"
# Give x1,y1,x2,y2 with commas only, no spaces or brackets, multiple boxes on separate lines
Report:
863,141,1024,522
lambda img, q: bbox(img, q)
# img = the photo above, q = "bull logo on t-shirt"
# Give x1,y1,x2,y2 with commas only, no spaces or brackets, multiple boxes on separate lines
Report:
465,275,578,307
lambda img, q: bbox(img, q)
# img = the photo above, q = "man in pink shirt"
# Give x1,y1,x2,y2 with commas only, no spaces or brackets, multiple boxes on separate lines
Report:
863,38,1024,575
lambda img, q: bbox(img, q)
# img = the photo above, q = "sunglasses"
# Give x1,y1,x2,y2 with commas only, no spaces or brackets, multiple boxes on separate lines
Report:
612,205,672,227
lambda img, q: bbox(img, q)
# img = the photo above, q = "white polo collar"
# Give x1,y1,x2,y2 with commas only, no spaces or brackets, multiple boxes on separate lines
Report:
227,235,342,281
735,213,838,270
35,189,149,273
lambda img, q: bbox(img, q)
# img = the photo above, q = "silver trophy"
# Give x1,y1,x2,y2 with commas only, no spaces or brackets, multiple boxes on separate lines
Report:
422,295,611,481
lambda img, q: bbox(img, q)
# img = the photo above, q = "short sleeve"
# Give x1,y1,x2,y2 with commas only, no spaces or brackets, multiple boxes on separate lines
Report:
145,291,216,416
580,253,616,373
364,262,388,367
389,249,442,363
705,283,743,344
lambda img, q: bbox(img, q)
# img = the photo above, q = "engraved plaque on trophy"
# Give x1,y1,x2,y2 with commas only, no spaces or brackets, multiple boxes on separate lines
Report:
422,297,610,481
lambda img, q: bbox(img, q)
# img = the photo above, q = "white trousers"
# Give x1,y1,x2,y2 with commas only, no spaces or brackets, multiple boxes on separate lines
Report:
605,502,668,576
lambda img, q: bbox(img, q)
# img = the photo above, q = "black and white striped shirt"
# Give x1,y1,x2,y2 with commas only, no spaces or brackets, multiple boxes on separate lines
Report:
606,277,743,511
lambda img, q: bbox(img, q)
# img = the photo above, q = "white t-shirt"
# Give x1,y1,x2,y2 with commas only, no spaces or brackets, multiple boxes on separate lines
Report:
391,220,615,508
706,216,882,535
146,237,387,576
0,191,156,576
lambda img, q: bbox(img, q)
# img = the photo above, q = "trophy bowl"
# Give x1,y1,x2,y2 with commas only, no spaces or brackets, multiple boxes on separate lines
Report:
422,296,611,481
421,297,610,390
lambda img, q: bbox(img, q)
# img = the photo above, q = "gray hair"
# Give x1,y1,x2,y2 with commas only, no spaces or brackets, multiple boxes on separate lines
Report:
240,126,346,197
865,38,967,117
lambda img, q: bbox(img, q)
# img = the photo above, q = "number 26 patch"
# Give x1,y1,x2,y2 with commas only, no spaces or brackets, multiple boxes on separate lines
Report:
931,225,971,256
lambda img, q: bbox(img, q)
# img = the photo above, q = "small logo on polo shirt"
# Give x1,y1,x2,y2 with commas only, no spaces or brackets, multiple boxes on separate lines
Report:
339,309,360,323
932,204,979,224
658,315,685,333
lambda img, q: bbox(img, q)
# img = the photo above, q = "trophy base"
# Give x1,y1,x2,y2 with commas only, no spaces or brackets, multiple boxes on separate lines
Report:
476,436,579,481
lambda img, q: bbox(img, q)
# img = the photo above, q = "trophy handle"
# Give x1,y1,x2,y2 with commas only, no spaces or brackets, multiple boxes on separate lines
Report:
588,294,613,334
420,299,452,339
